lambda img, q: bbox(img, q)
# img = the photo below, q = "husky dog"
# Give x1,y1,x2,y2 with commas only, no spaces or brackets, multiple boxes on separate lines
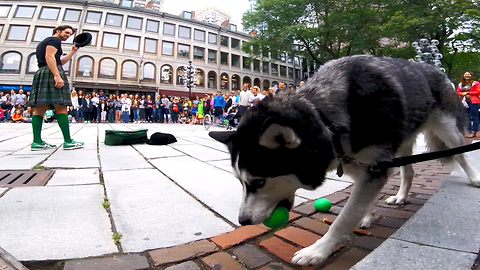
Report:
209,55,480,266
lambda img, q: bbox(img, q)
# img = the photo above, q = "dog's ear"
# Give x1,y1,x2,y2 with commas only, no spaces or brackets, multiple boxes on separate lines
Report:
259,122,301,149
209,131,236,144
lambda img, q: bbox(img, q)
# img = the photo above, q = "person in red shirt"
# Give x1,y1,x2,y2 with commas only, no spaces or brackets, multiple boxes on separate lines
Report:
457,71,480,138
11,109,28,123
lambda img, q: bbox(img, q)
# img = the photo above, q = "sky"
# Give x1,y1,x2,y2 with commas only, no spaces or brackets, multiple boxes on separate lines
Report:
162,0,253,32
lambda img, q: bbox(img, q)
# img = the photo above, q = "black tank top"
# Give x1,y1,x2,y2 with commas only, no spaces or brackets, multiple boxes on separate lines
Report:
36,36,62,67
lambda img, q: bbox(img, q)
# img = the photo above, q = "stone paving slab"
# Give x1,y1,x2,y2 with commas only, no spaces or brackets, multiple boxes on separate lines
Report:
150,156,242,225
180,136,229,152
172,144,230,161
63,254,149,270
42,155,100,169
351,239,476,270
0,155,48,170
101,156,153,171
0,188,6,196
0,185,117,261
132,144,185,159
103,169,234,252
46,169,100,186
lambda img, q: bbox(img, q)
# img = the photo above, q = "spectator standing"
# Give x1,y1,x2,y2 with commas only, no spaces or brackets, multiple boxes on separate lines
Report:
457,71,480,138
121,93,131,123
131,94,139,123
248,86,265,106
81,93,93,123
139,95,146,122
91,92,99,123
238,83,251,116
70,90,79,122
77,90,84,122
171,97,182,123
145,95,153,122
213,90,225,123
14,89,27,109
161,95,170,123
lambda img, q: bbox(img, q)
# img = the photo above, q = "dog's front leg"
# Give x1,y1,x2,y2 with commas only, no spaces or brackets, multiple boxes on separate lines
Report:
292,170,387,266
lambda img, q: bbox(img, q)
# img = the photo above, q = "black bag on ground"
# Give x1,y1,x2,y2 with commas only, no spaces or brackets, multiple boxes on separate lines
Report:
104,129,148,146
147,132,177,145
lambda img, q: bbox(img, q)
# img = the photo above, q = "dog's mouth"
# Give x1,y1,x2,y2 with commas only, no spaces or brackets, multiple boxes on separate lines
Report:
277,198,294,211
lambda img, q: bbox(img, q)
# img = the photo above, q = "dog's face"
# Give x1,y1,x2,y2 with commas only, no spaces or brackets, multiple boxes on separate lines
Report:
210,99,336,225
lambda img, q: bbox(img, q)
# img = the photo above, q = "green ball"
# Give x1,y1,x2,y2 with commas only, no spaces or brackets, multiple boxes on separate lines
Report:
263,207,289,229
314,198,332,212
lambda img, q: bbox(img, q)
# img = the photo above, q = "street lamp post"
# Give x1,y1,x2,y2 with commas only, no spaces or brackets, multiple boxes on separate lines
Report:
184,61,196,99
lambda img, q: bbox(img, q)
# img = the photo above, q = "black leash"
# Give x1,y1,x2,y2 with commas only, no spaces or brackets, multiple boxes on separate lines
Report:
374,141,480,170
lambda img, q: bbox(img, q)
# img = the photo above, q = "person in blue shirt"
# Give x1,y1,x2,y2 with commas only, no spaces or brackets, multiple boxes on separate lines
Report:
213,90,225,123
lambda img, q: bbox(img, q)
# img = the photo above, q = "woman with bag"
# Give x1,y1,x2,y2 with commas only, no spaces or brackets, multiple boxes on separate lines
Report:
457,71,480,138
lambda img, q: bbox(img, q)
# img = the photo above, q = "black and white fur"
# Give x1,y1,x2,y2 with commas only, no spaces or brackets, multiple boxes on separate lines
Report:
209,55,480,266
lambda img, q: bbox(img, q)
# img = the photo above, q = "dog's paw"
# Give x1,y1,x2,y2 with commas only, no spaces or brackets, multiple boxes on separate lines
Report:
291,242,331,266
469,177,480,187
385,195,406,205
359,211,376,229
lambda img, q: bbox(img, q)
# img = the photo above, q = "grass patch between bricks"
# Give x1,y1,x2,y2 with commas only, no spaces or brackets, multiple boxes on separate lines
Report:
112,233,122,243
102,197,110,208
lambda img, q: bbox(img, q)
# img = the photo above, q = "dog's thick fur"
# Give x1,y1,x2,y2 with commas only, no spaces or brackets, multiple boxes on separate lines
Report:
209,55,480,266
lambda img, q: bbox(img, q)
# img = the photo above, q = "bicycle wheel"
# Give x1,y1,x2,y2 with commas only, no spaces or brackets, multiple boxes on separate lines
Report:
204,114,211,130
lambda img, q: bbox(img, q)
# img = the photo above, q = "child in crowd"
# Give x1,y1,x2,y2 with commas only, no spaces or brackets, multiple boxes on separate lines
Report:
179,111,188,124
11,109,29,123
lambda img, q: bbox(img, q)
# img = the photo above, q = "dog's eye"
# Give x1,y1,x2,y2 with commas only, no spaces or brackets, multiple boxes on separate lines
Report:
250,179,266,189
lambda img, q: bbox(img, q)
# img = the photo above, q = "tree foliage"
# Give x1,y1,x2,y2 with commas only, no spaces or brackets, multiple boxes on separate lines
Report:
242,0,480,75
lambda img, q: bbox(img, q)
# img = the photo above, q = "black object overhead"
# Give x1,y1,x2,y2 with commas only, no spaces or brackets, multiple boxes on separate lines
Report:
73,32,92,48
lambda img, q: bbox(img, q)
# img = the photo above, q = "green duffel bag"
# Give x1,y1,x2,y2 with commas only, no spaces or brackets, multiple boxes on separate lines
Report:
104,129,148,146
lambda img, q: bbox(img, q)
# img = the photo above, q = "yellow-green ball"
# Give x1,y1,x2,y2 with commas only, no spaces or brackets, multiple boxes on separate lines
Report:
314,198,332,212
263,207,289,229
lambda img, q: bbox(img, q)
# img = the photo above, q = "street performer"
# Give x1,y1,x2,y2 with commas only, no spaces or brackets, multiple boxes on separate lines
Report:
28,25,84,150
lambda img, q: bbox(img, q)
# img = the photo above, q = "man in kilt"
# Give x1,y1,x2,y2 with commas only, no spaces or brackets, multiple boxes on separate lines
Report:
28,25,84,150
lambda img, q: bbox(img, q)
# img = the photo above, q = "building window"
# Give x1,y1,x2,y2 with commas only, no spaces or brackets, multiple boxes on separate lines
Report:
106,13,123,27
83,30,98,46
262,62,269,73
33,27,54,42
1,51,22,73
271,63,278,75
122,61,138,80
7,25,29,41
121,0,133,7
243,76,251,87
163,23,175,36
243,57,250,70
124,35,140,51
231,38,240,50
99,58,117,79
177,44,190,58
280,65,287,77
279,52,286,62
39,7,60,20
294,56,300,66
27,53,38,73
62,62,70,75
143,63,155,82
263,80,270,90
178,26,191,39
146,19,159,32
253,60,260,72
160,65,172,84
102,32,120,48
0,5,12,17
288,67,294,78
77,56,94,77
126,16,142,29
63,9,81,22
85,11,102,24
254,78,261,88
232,74,240,90
295,69,301,79
194,29,205,42
232,55,240,68
162,41,174,55
193,47,204,61
221,52,228,65
208,50,216,63
288,55,293,64
144,38,157,54
195,69,204,87
220,35,228,47
208,33,217,44
208,71,216,89
221,73,229,90
176,66,185,84
14,6,36,18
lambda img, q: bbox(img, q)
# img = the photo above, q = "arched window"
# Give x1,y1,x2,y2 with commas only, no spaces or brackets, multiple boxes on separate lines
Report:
254,78,261,88
263,79,270,90
27,53,38,74
99,58,117,79
221,73,229,90
177,66,185,85
160,64,173,84
143,62,155,82
231,74,240,90
243,76,251,88
121,60,138,80
208,71,217,89
77,56,94,77
0,51,22,73
195,68,204,87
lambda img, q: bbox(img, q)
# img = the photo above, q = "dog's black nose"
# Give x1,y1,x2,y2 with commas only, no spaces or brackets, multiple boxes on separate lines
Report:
239,218,252,226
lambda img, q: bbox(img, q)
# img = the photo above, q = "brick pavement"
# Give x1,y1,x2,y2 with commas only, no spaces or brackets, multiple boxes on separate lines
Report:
15,160,480,269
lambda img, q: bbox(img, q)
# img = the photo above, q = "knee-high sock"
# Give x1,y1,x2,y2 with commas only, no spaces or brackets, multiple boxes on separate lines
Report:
31,115,44,143
56,113,72,143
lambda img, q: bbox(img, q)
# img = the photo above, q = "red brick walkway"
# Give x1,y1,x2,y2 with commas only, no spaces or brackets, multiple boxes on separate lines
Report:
24,161,460,270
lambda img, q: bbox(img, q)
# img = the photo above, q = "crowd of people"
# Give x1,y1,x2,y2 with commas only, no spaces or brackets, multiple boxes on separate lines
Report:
0,80,303,126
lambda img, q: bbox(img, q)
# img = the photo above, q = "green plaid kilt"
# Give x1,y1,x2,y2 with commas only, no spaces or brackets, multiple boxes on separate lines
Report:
27,66,72,107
